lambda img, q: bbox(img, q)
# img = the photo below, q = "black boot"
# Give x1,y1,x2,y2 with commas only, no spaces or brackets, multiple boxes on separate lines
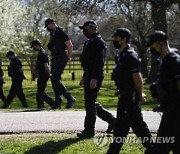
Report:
51,102,61,109
77,130,94,138
106,117,116,134
64,91,76,109
1,104,9,109
23,104,28,108
51,96,62,109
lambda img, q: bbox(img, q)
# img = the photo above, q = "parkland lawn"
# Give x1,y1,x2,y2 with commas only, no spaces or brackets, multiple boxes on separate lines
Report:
0,80,160,154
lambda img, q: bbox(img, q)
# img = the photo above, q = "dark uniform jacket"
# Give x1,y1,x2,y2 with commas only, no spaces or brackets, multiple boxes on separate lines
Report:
80,33,107,79
157,51,180,110
8,57,24,79
113,45,141,92
47,27,70,57
36,49,49,74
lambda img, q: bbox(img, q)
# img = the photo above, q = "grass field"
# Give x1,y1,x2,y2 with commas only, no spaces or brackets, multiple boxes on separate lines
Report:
0,133,151,154
0,67,160,154
0,79,158,110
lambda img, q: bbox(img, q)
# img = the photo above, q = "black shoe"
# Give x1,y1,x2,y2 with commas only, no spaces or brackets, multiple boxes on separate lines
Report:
51,103,61,109
77,131,94,138
1,104,8,109
106,118,116,134
23,104,28,108
66,96,76,109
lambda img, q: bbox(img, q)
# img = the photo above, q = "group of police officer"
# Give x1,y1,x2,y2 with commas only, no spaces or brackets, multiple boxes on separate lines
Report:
0,18,179,153
76,20,180,154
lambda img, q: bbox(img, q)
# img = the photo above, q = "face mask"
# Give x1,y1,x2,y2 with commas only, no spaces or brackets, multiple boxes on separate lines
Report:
47,27,52,32
83,29,90,38
150,48,161,57
113,40,121,49
33,47,39,51
8,57,13,60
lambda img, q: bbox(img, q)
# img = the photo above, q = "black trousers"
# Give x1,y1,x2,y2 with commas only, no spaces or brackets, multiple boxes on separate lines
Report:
36,73,54,108
95,102,115,125
6,78,28,107
0,85,6,104
83,72,114,133
152,112,180,154
51,54,69,104
107,93,152,154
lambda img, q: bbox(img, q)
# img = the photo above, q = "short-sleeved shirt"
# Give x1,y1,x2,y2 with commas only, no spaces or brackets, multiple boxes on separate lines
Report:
48,27,70,57
9,56,23,79
36,48,49,73
115,45,141,90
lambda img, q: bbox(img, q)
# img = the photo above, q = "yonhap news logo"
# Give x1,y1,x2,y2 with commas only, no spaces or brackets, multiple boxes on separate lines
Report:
93,133,175,147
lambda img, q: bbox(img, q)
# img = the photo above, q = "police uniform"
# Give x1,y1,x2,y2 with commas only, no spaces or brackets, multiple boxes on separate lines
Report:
107,46,152,154
36,48,55,109
0,67,6,105
3,56,28,108
79,32,115,135
152,51,180,154
47,26,75,109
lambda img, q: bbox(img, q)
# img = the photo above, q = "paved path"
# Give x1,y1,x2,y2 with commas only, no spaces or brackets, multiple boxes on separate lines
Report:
0,110,161,134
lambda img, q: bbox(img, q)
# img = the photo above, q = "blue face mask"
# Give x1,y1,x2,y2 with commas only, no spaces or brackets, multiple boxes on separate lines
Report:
150,48,161,57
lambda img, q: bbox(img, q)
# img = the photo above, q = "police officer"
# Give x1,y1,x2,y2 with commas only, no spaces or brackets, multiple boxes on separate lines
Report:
44,18,75,109
146,31,180,154
107,28,152,154
1,51,28,109
0,60,6,106
31,40,55,109
77,20,116,138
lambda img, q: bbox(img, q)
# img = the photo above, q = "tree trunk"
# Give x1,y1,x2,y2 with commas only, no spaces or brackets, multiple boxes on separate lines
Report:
147,1,167,83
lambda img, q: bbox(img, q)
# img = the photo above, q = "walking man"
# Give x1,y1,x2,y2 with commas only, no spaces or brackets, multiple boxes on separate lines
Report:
77,20,116,138
0,60,6,106
1,51,28,109
31,40,55,109
44,18,75,109
107,28,152,154
147,31,180,154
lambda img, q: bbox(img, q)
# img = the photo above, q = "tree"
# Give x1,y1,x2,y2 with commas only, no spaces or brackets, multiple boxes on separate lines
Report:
103,0,153,77
135,0,180,82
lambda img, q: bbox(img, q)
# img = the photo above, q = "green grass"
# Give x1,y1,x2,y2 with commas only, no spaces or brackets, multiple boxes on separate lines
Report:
1,59,158,110
0,78,158,110
0,79,158,110
0,133,150,154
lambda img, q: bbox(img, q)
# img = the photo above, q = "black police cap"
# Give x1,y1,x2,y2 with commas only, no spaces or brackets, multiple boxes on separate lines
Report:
79,20,97,29
111,28,131,39
44,18,56,28
30,40,41,48
6,50,15,57
146,30,168,47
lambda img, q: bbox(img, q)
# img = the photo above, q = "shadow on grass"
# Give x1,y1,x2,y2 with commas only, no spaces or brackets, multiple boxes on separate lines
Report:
24,137,83,154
